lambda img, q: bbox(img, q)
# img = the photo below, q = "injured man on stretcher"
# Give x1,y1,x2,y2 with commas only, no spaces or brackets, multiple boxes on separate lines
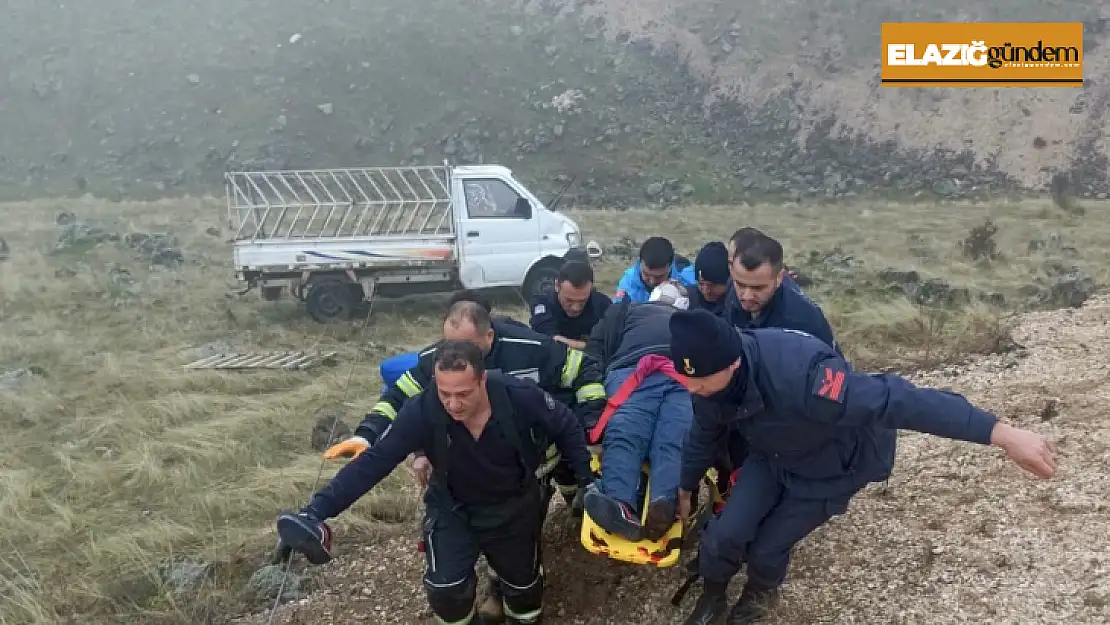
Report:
581,281,695,542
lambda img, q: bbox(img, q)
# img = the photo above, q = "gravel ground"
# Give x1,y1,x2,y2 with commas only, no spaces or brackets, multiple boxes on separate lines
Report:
241,295,1110,625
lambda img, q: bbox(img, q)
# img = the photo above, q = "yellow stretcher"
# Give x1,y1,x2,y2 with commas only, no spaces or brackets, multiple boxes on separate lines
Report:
579,445,724,568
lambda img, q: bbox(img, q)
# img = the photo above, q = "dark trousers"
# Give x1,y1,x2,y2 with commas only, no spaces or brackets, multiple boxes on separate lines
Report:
698,455,854,590
422,482,545,624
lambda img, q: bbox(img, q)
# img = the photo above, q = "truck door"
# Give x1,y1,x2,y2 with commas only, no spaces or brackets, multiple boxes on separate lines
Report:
456,177,541,287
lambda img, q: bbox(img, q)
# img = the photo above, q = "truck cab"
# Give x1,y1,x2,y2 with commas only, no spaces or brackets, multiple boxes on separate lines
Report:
451,164,591,291
225,164,601,323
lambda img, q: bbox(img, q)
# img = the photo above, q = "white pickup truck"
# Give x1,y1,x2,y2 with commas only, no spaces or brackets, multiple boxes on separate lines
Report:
225,164,602,323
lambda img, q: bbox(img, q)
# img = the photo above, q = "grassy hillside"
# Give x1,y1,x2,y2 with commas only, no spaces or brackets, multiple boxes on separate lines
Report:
0,194,1106,623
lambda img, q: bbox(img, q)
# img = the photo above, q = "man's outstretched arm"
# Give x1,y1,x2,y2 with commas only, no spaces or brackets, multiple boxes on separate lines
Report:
805,358,1058,478
308,400,428,519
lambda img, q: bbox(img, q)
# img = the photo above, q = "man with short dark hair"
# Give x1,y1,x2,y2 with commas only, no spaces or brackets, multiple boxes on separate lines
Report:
724,228,837,352
273,340,595,625
325,299,606,622
614,236,696,303
706,228,843,510
668,310,1057,625
530,260,612,351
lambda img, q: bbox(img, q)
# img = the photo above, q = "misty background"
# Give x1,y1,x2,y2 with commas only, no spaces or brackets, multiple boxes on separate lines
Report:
1,0,1107,206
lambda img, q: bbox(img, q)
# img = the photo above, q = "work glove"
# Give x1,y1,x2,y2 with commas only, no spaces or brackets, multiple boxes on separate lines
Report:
323,435,370,460
570,478,594,516
272,508,333,566
574,402,604,433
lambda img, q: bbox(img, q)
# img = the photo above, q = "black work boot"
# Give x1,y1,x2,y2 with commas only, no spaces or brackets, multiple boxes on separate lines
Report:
682,580,729,625
726,584,780,625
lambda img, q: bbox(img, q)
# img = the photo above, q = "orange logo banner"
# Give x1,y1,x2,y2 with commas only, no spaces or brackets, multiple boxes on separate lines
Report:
881,22,1084,87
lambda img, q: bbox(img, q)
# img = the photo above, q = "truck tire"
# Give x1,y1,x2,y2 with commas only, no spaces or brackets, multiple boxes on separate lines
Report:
523,261,561,304
306,278,357,324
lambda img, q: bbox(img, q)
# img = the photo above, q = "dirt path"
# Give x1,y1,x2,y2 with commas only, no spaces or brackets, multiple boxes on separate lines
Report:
243,295,1110,624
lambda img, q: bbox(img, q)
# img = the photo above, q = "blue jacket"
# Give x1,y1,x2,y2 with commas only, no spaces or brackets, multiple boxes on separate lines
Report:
724,273,840,354
614,259,696,303
680,327,998,499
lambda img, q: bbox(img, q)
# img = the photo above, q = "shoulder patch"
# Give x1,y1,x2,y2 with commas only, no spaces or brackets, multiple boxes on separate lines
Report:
542,390,556,410
533,303,546,315
812,365,847,403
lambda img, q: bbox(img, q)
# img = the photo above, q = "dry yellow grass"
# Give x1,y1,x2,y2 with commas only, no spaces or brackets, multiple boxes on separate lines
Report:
0,194,1106,624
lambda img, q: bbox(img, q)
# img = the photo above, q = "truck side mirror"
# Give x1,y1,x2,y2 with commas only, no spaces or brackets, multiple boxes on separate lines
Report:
513,197,532,218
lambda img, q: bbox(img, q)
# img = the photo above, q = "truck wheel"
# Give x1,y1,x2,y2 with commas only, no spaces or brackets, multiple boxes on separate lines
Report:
306,279,356,324
523,262,560,303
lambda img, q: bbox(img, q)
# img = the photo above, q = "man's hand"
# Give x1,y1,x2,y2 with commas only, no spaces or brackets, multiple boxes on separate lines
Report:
990,423,1058,478
273,508,333,566
553,335,587,351
323,436,370,460
677,488,693,525
409,455,433,488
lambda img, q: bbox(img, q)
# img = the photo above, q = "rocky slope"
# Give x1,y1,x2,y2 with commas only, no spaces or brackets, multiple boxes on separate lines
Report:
1,0,1108,206
238,294,1110,625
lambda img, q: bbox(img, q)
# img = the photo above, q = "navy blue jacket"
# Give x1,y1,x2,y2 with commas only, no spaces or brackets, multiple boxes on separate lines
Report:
723,274,840,354
308,372,594,520
529,289,612,341
680,327,998,499
688,288,728,317
584,300,676,375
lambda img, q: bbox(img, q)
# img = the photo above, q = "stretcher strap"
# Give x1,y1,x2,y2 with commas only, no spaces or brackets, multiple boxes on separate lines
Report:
589,356,687,444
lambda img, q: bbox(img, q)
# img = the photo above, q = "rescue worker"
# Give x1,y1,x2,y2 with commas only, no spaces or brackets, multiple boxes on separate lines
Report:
667,309,1058,624
273,340,595,625
324,300,605,471
581,281,695,542
325,300,606,622
614,236,696,303
529,260,612,351
379,290,527,391
702,230,840,506
724,227,838,353
682,241,731,316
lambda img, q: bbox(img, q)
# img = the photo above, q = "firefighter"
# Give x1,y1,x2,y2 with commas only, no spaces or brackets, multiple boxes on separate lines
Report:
274,340,595,625
324,298,606,621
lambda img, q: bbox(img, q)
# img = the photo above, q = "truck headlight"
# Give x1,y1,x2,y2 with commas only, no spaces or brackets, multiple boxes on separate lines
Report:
566,232,581,247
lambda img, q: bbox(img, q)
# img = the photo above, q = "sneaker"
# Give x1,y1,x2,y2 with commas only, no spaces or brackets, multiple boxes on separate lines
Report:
644,498,676,542
583,484,644,541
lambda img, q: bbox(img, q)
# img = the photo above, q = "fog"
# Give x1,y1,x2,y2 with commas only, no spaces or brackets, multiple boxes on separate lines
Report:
1,0,1106,205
